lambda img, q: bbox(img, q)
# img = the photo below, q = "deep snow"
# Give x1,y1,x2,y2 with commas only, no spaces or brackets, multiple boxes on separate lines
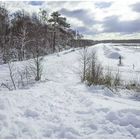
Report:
96,43,140,83
0,44,140,138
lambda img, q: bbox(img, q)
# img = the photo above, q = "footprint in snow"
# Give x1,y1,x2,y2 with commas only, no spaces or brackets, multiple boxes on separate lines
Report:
0,113,7,120
24,109,39,118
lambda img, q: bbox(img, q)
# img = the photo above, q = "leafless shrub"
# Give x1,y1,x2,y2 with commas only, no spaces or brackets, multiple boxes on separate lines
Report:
104,68,113,87
126,80,140,92
1,61,36,91
79,49,122,90
79,47,90,82
25,66,32,85
113,70,121,90
8,61,17,90
16,66,33,88
1,83,12,91
17,70,25,88
28,57,43,81
79,50,104,85
86,51,104,85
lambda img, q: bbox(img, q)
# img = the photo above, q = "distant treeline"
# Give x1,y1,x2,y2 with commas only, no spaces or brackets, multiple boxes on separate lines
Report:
72,39,140,47
95,39,140,44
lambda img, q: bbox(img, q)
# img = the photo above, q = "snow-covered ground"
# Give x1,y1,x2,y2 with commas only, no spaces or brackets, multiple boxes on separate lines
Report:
0,44,140,138
95,43,140,83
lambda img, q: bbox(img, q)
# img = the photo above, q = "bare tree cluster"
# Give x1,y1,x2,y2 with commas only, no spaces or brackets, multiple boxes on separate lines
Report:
79,48,121,90
0,5,85,64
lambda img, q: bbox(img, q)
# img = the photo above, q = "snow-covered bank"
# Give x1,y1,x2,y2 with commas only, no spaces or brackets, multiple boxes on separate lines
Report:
95,43,140,83
0,44,140,138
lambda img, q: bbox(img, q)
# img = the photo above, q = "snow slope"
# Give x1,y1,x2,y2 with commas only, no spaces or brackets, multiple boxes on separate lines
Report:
95,43,140,83
0,44,140,138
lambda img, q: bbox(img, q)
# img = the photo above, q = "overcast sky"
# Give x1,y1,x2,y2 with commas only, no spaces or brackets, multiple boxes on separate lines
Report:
2,0,140,40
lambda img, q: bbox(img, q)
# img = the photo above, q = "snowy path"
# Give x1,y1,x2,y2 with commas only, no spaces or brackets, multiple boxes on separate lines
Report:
0,47,140,138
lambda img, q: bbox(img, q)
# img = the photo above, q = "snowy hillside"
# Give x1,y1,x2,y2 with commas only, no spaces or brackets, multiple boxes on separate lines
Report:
96,43,140,83
0,44,140,138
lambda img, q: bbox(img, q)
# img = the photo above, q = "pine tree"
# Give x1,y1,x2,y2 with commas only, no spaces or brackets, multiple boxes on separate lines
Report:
48,11,70,52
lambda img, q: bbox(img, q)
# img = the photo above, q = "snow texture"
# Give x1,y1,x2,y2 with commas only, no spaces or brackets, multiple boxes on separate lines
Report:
0,44,140,138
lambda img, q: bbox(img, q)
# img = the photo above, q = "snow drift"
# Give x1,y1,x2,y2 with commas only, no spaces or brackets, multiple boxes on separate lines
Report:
0,44,140,138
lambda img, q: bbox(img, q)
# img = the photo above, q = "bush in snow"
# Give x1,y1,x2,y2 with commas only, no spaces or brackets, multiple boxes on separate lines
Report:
126,80,140,92
7,61,17,90
79,47,90,82
0,61,37,91
85,52,104,86
104,68,113,87
113,70,121,89
79,49,104,86
79,49,122,90
28,57,43,81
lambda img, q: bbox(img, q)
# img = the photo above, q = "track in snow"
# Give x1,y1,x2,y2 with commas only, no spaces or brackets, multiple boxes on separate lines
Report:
0,45,140,138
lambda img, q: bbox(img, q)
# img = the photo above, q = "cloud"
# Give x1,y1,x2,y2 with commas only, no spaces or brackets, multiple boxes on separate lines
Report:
28,1,44,6
95,2,112,9
102,15,140,33
60,8,96,26
3,0,140,39
131,2,140,13
76,26,97,35
46,1,68,8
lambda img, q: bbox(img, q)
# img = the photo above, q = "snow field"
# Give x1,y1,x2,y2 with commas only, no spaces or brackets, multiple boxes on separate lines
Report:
95,43,140,83
0,45,140,138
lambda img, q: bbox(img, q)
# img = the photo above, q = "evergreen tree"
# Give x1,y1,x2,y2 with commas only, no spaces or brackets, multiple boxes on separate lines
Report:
48,11,70,52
